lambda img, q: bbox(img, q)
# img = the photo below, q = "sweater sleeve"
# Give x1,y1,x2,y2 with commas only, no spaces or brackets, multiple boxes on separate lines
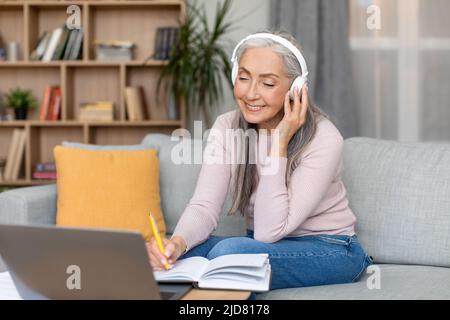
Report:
253,133,344,243
171,116,231,252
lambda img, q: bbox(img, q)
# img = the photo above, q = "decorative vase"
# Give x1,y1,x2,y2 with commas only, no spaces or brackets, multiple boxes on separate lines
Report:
14,107,28,120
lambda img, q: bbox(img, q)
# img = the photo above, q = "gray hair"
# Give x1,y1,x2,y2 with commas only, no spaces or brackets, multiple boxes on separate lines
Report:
234,31,306,84
228,29,331,216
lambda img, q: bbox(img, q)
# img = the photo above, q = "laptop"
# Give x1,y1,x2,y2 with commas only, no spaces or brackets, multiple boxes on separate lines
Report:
0,224,192,300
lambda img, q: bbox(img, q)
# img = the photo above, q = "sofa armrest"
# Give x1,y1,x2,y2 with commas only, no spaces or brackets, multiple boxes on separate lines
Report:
0,184,57,226
0,184,57,272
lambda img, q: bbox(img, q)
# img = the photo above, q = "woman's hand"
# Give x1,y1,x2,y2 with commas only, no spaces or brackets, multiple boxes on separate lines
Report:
146,236,187,271
275,85,309,145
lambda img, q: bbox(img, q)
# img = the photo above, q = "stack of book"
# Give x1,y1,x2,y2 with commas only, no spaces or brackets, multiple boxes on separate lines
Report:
79,101,114,122
3,129,26,181
39,86,61,121
153,27,180,60
94,40,134,61
32,162,56,180
124,86,149,121
30,25,83,61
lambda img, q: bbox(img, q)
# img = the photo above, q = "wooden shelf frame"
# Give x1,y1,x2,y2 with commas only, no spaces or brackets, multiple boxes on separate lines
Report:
0,0,187,187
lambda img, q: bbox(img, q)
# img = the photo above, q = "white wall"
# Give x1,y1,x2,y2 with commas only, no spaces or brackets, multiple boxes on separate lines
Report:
186,0,271,130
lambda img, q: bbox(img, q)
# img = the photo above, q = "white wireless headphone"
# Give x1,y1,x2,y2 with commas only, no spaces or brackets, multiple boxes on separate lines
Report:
230,33,309,100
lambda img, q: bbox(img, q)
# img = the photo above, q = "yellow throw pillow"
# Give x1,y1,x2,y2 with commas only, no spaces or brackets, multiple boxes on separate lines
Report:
54,146,166,241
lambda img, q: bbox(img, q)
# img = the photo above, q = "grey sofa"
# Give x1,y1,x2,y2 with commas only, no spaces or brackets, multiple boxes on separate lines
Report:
1,134,450,299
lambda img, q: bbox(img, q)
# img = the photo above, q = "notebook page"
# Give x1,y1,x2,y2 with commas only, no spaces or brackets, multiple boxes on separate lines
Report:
153,256,209,282
202,265,267,279
204,253,269,275
198,264,271,292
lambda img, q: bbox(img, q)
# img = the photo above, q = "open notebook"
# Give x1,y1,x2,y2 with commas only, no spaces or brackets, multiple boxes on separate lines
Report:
154,253,271,292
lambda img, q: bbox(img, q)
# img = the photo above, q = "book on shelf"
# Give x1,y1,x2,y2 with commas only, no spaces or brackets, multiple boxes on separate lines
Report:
32,162,56,180
35,162,56,172
48,87,62,121
62,28,78,60
30,31,50,61
0,158,6,182
138,86,150,120
79,101,114,122
39,86,61,121
154,28,164,60
52,25,71,61
154,253,271,292
39,86,52,120
69,26,83,60
3,129,26,181
11,130,26,181
124,86,149,121
42,27,63,62
167,27,180,59
32,172,57,180
3,129,21,181
153,27,180,60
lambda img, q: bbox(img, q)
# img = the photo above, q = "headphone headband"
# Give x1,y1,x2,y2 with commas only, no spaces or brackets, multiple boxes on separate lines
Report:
230,33,309,80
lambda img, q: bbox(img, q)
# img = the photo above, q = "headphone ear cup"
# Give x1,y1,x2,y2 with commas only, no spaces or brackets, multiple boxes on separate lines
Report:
231,61,238,85
289,77,306,100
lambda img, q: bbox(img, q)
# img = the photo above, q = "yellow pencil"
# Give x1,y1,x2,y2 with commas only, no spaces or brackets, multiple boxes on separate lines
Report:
149,211,170,270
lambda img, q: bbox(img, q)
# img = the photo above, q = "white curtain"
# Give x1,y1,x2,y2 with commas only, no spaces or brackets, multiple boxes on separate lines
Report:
350,0,450,142
271,0,359,139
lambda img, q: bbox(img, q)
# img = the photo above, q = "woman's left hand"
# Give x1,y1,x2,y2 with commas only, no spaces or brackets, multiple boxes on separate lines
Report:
275,85,309,145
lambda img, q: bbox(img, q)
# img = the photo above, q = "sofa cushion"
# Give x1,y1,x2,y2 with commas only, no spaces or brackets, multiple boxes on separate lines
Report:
54,146,166,241
342,137,450,267
141,134,246,237
256,264,450,299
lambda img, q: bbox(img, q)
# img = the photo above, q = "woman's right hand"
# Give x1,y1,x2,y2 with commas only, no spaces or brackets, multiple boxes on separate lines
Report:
146,236,187,271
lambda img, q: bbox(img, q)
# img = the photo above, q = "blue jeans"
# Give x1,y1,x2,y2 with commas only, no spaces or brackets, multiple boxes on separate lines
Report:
179,230,373,298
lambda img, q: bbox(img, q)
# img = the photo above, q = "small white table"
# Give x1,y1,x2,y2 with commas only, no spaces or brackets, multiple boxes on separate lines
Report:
0,272,22,300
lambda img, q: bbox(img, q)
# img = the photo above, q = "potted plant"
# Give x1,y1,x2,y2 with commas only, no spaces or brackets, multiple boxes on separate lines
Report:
5,87,37,120
156,0,240,129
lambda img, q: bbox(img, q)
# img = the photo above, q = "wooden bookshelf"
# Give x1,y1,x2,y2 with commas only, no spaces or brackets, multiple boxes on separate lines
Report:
0,0,186,187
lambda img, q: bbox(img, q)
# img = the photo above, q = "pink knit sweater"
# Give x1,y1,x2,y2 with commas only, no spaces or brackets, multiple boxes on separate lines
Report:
172,110,356,251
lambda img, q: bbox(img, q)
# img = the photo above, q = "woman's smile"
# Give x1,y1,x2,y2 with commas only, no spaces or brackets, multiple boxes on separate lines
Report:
245,103,266,112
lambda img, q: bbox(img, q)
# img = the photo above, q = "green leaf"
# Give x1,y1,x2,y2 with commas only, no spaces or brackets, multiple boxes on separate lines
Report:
4,87,37,109
155,0,246,127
